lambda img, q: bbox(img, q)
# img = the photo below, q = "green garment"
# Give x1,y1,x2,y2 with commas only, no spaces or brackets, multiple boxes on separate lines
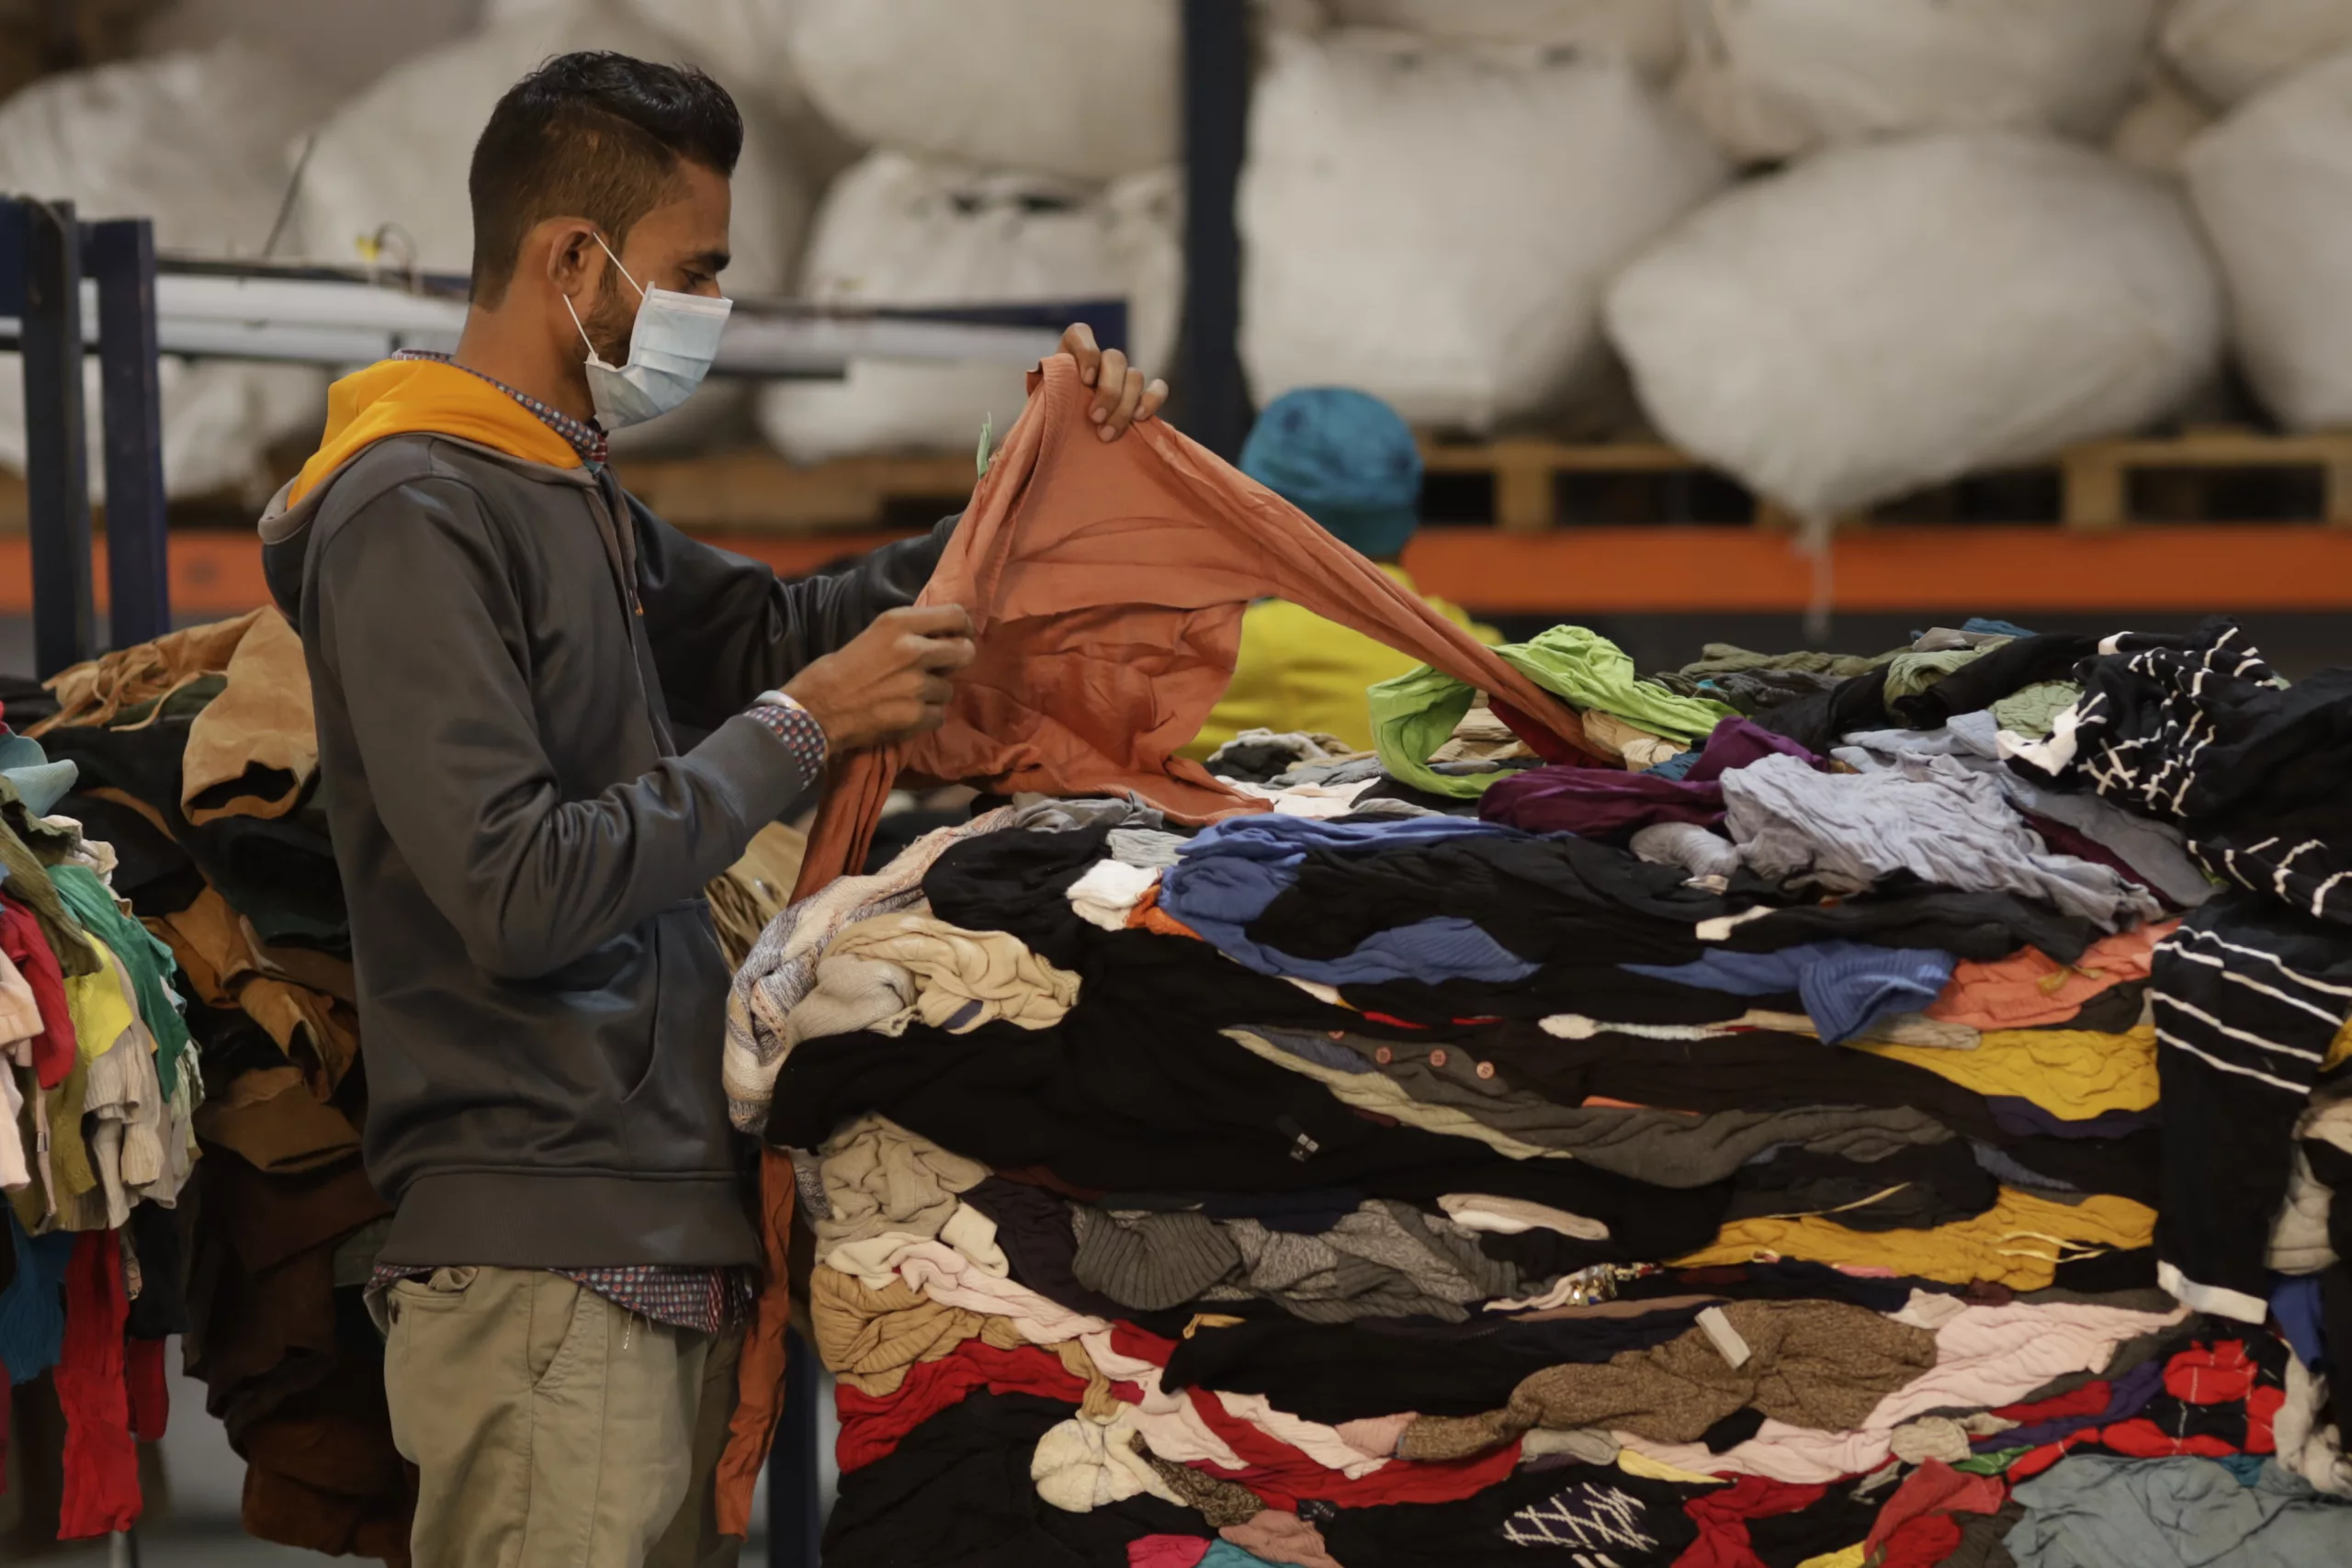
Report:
0,816,99,978
1994,681,2082,739
1883,643,2004,702
1679,644,1893,681
1372,626,1737,798
49,862,194,1102
1955,1447,2034,1476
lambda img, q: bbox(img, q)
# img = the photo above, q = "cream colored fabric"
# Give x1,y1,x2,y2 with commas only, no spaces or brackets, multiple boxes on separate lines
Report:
826,911,1080,1033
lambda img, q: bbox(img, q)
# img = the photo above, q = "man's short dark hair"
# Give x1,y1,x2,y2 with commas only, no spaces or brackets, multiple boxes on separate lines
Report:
468,51,743,307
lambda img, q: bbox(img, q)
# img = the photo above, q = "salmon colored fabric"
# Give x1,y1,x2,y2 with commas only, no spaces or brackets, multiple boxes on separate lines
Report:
792,355,1599,898
717,1148,796,1538
1926,922,2172,1031
1126,881,1202,941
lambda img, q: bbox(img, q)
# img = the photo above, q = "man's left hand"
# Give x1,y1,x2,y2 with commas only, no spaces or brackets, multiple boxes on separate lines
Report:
1059,322,1169,441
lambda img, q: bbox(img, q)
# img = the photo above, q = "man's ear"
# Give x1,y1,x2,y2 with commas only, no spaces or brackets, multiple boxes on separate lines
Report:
543,218,602,299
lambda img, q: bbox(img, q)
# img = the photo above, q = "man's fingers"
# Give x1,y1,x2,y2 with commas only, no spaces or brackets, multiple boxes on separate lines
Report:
1091,349,1130,423
1059,322,1102,385
920,674,956,705
912,636,977,672
888,604,974,637
1137,378,1170,423
1100,368,1148,440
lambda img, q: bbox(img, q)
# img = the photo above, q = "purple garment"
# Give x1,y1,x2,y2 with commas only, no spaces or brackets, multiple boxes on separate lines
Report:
1975,1357,2168,1451
1687,716,1826,783
1478,765,1724,837
1987,1098,2162,1141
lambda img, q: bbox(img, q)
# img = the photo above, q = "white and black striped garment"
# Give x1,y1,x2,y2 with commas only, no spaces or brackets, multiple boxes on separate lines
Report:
2153,895,2352,1323
2003,620,2352,926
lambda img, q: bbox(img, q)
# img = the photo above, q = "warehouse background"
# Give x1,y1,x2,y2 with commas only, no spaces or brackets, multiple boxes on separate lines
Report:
8,0,2352,1558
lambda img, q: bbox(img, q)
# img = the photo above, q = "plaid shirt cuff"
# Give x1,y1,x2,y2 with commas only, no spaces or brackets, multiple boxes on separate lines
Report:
745,693,828,782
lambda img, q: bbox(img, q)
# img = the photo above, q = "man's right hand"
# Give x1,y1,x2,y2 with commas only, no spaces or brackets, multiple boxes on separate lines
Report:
784,604,978,753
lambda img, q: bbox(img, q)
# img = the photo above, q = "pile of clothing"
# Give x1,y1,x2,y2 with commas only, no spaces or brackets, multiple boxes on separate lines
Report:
0,670,203,1541
729,615,2352,1568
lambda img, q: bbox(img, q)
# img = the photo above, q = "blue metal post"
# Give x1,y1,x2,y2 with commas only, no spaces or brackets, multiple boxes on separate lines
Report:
88,217,170,649
768,1328,823,1568
17,198,96,677
1181,0,1251,460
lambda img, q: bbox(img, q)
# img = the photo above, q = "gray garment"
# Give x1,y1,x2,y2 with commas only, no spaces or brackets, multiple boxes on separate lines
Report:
1106,828,1189,869
2008,1458,2352,1568
1070,1199,1521,1324
1947,1498,2023,1568
1010,795,1167,835
1837,712,2213,908
1723,751,2165,931
1630,821,1742,882
1972,1140,2084,1195
1249,1026,1956,1189
1913,627,2018,653
1340,795,1449,820
1271,755,1389,790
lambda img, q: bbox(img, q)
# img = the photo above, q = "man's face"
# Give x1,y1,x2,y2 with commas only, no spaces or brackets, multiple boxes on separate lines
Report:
580,158,732,366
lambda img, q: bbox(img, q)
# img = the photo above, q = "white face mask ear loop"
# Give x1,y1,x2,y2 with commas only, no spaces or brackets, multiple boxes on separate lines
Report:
592,231,647,301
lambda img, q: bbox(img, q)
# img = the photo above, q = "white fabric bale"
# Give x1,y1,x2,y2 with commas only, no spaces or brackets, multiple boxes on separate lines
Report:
2109,65,2218,176
2184,50,2352,430
1239,29,1726,434
1326,1,1682,76
294,0,812,456
786,0,1180,185
1676,0,2159,164
2163,0,2352,107
0,43,330,502
756,152,1181,465
1606,132,2223,519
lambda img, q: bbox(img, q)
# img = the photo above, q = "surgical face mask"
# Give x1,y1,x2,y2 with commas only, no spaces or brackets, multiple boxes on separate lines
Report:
564,233,732,430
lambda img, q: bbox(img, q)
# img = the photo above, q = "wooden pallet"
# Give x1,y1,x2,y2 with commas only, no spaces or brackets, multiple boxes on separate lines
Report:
1420,426,2352,534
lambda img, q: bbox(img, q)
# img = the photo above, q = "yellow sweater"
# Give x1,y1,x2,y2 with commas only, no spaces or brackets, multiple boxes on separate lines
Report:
1185,565,1498,760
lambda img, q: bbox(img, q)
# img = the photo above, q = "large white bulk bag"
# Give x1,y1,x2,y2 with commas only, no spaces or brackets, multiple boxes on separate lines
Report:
2163,0,2352,106
786,0,1180,186
1239,29,1726,434
1326,1,1683,77
0,44,331,502
755,152,1181,466
1676,0,2158,164
1607,132,2223,520
293,0,812,454
2183,51,2352,429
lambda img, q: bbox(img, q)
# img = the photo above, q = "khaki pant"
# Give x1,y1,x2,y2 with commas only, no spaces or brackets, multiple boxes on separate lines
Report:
382,1267,745,1568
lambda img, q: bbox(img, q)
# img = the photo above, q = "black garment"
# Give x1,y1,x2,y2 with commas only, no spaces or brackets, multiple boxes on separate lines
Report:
1321,1464,1704,1568
1888,634,2098,730
41,720,350,952
769,929,1732,1262
2012,620,2352,922
1720,879,2106,966
263,423,956,1269
2049,1247,2159,1293
1638,1259,1930,1314
2154,895,2352,1315
2034,981,2147,1036
922,818,1112,970
125,1201,191,1340
1982,1128,2164,1207
1725,1137,1999,1232
1702,1406,1769,1452
1159,1305,1711,1423
1351,773,1487,817
1746,1481,1886,1568
1476,1022,2007,1144
822,1392,1198,1568
53,788,206,920
1754,665,1894,754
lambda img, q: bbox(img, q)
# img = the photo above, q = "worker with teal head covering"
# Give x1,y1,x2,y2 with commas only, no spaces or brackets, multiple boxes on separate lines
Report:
1185,388,1499,761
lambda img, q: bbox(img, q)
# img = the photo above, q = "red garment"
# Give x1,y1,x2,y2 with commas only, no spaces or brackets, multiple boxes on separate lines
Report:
794,354,1599,899
1676,1475,1830,1568
1864,1460,2007,1565
1992,1382,2113,1424
2165,1340,2261,1405
126,1337,167,1442
0,895,78,1089
1183,1382,1520,1510
2095,1422,2244,1461
835,1340,1088,1472
1129,1537,1213,1568
57,1231,140,1539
